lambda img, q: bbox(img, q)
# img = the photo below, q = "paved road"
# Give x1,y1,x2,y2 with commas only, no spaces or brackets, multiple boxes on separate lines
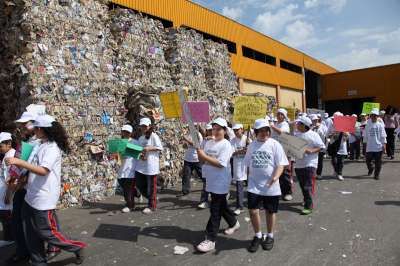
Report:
1,156,400,266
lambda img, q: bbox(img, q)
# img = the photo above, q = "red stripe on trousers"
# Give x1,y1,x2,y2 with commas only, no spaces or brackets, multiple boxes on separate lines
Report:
47,211,87,249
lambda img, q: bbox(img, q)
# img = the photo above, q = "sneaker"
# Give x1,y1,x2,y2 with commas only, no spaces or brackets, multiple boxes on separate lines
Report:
142,208,153,214
198,202,208,209
247,236,262,253
337,175,344,181
301,208,312,215
196,240,215,253
139,195,144,203
233,209,242,216
47,249,61,262
367,169,374,176
283,194,293,201
75,248,85,265
262,236,274,251
121,207,131,213
224,221,240,235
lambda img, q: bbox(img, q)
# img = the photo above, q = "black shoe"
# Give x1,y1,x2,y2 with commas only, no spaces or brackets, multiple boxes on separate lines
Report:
367,169,374,176
6,254,30,264
248,236,262,253
262,236,274,251
374,175,380,180
47,249,61,262
75,248,85,265
390,156,394,160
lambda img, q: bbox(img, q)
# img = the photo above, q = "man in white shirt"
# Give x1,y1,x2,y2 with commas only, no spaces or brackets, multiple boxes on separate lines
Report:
364,108,387,179
349,114,361,160
135,118,163,214
270,108,293,201
294,116,326,215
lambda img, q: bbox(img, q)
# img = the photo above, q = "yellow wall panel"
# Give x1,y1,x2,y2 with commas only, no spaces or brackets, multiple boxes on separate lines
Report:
242,80,277,96
279,87,303,110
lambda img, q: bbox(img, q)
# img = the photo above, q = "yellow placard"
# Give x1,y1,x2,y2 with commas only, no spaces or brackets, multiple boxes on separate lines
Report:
233,96,267,128
159,91,184,119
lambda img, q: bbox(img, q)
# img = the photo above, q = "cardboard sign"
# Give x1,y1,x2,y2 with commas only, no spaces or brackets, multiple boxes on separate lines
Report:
107,138,129,153
333,116,357,133
362,102,380,115
275,133,308,159
233,96,267,128
159,91,186,119
178,89,200,148
21,142,34,161
181,101,210,123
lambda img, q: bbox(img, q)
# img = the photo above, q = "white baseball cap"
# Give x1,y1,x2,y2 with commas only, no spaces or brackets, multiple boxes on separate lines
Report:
351,114,358,118
254,118,270,130
121,124,133,133
296,116,312,127
360,113,366,116
370,108,379,116
334,111,343,117
277,108,288,118
33,114,55,128
206,123,212,130
380,110,386,115
212,117,228,128
0,132,12,143
139,117,151,126
16,112,37,123
232,123,243,130
309,114,319,121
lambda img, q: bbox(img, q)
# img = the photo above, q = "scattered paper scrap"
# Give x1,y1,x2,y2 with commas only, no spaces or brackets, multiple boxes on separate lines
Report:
174,246,189,255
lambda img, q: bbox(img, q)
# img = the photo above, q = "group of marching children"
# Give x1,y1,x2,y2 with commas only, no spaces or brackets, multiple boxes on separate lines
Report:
0,109,86,266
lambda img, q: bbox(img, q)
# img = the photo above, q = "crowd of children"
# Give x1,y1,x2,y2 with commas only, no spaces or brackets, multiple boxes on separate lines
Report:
1,105,399,262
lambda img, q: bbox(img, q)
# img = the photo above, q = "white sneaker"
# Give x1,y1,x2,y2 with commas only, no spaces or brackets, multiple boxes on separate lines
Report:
283,194,293,201
224,221,240,235
233,209,242,215
337,175,344,181
139,195,144,203
196,240,215,253
142,208,153,214
121,207,130,213
198,202,208,209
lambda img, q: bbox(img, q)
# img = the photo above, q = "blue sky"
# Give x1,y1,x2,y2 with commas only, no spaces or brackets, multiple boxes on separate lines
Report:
192,0,400,71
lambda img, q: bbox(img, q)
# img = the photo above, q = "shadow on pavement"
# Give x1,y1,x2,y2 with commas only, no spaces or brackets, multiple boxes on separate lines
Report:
49,257,77,266
279,202,303,214
141,225,203,247
375,201,400,206
93,224,140,242
80,200,122,214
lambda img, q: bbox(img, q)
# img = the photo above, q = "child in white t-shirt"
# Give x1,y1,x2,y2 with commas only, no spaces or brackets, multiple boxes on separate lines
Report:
196,118,239,253
230,124,250,215
244,119,289,252
117,125,140,213
0,132,16,243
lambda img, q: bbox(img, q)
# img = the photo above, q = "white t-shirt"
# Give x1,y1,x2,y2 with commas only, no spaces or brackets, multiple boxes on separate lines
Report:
135,133,163,176
244,139,289,196
271,121,290,139
183,132,203,163
202,139,232,194
364,120,387,152
294,130,326,169
337,136,348,155
25,142,61,210
118,139,139,179
227,127,236,140
230,135,250,181
0,149,16,210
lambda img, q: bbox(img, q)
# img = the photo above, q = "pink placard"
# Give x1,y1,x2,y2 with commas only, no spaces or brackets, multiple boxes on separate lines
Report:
333,116,356,133
181,101,210,123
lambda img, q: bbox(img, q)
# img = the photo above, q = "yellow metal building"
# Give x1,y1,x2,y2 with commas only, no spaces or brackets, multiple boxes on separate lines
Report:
111,0,337,111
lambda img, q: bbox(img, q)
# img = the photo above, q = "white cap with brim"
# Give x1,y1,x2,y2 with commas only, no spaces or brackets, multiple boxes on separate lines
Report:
334,111,343,117
212,117,228,128
0,132,12,143
277,108,288,118
16,112,37,123
254,118,270,130
351,114,358,118
370,108,379,116
232,123,243,130
380,110,386,115
33,114,55,128
309,114,319,121
206,123,212,130
360,113,366,116
139,117,151,126
296,116,312,127
121,124,133,133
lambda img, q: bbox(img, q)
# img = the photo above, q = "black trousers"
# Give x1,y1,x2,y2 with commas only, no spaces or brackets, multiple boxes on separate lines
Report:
349,140,361,160
12,189,29,256
22,201,86,266
366,152,383,177
117,179,138,209
206,193,237,241
331,154,345,175
182,161,202,194
235,181,245,209
135,171,157,209
295,167,316,210
385,128,395,157
280,165,292,196
317,152,325,176
0,210,12,241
